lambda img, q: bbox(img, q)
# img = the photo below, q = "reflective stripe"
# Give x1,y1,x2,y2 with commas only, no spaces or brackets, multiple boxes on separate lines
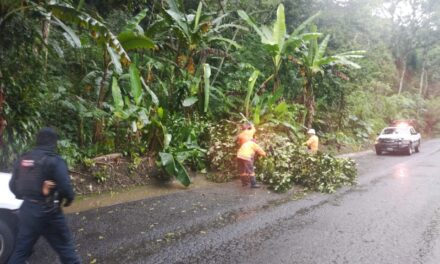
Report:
237,141,265,160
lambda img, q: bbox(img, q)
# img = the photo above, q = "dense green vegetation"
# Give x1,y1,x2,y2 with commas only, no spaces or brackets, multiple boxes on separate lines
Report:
1,0,439,189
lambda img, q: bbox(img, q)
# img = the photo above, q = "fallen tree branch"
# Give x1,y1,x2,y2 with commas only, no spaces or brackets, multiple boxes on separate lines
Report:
92,153,123,163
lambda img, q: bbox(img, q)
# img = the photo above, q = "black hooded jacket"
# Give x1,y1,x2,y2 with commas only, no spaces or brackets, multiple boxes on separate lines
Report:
9,128,75,204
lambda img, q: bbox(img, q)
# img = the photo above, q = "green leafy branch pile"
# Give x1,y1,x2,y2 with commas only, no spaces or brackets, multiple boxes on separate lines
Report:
206,121,239,182
256,127,357,193
206,122,357,192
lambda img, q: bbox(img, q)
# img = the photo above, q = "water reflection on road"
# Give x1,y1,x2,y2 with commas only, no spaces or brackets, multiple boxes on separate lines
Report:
65,176,217,213
392,163,412,195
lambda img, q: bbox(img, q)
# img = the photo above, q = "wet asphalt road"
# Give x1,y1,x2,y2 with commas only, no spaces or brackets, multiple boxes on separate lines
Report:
29,139,440,264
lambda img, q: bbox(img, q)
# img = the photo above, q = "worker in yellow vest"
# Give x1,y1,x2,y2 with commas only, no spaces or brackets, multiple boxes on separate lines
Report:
305,128,319,154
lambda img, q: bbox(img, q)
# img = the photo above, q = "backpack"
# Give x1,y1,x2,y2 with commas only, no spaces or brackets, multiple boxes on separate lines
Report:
12,151,50,199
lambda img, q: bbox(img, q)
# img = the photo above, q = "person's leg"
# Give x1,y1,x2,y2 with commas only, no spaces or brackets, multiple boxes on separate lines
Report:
247,160,260,188
7,202,43,264
250,175,260,188
240,175,250,186
43,209,81,264
238,159,249,186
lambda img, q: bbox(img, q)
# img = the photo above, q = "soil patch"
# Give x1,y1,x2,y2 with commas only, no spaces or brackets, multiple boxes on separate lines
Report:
70,155,158,196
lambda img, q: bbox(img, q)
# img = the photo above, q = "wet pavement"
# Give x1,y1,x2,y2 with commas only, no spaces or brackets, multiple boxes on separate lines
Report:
29,139,440,264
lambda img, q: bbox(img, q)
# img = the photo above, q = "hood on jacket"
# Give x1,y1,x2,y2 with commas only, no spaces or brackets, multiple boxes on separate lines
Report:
36,127,58,150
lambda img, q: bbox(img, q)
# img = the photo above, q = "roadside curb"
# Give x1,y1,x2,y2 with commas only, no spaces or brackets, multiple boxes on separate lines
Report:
337,149,373,158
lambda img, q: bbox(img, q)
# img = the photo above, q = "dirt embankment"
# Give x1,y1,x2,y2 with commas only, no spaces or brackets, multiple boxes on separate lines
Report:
70,154,159,196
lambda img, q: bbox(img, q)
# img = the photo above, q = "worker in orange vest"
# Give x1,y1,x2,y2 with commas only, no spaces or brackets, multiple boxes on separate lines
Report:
237,123,266,188
237,123,256,146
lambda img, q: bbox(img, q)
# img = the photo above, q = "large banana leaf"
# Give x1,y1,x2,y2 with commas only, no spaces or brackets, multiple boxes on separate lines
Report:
123,8,148,33
315,35,330,66
166,0,183,14
107,45,123,74
129,64,143,105
245,70,260,117
273,3,286,65
284,33,321,53
159,152,191,187
118,31,154,50
52,16,81,48
194,2,202,31
140,77,159,106
238,4,286,58
111,77,124,111
203,64,211,113
208,37,241,49
165,9,190,42
237,10,269,44
49,4,131,66
291,11,321,36
182,97,198,107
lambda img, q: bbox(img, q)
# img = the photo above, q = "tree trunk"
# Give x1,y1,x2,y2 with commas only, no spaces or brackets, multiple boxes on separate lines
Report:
419,61,426,95
211,28,238,86
398,59,406,95
304,80,315,129
423,69,429,97
42,12,52,72
78,117,84,147
93,51,109,143
0,70,6,146
305,96,315,129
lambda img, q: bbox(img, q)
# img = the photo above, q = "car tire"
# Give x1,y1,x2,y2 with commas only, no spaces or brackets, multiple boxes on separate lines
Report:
375,147,382,155
406,143,413,155
415,140,420,153
0,219,15,264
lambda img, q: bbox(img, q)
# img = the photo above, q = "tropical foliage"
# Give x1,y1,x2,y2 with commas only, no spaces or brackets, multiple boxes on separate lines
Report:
1,0,440,191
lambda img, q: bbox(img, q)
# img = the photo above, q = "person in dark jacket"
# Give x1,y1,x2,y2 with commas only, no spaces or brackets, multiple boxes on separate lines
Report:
8,127,81,264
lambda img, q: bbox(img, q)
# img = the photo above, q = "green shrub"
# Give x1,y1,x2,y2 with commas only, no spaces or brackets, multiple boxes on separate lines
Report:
206,121,357,192
206,120,239,181
256,126,357,193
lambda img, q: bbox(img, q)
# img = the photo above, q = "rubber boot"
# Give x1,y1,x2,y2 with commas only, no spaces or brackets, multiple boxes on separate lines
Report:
240,176,250,187
250,176,261,188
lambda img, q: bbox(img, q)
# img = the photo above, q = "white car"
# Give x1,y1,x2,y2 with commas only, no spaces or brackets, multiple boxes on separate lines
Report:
374,125,421,155
0,172,22,263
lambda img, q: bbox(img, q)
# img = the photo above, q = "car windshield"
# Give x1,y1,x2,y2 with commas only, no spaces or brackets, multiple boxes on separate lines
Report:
382,127,408,135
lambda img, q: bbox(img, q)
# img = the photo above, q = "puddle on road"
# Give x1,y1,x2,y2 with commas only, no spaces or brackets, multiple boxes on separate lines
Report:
65,176,217,214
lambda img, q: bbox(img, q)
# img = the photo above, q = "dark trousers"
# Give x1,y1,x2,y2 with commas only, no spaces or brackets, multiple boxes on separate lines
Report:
7,200,81,264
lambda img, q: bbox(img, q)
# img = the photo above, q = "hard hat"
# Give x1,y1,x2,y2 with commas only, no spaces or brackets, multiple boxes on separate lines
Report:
241,122,253,130
307,129,316,135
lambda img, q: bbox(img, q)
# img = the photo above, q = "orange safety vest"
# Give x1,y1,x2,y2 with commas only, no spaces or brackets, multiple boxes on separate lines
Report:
237,141,266,161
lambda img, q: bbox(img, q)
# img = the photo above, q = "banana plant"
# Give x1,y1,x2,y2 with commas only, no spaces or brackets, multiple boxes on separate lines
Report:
160,0,244,114
163,0,241,71
49,4,154,73
238,4,321,92
245,70,260,117
111,67,191,187
295,25,365,128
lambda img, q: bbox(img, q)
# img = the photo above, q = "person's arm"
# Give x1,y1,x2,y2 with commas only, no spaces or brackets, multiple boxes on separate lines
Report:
9,160,19,197
249,125,256,136
253,143,266,157
51,158,75,206
305,137,313,149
